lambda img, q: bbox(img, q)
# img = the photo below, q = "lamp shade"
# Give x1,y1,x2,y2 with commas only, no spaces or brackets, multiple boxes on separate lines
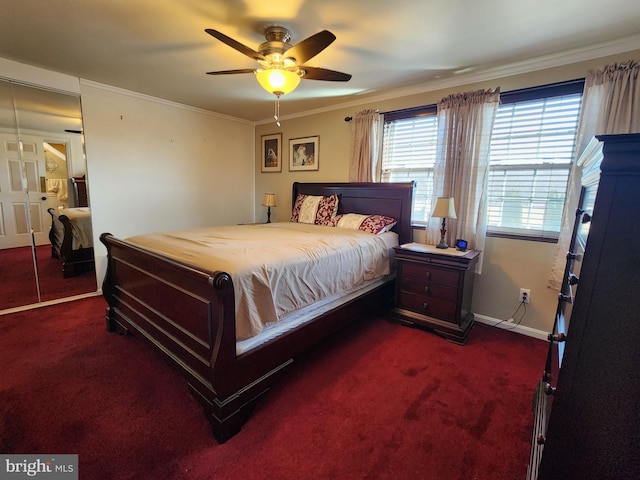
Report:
262,193,277,207
432,197,457,219
255,69,301,96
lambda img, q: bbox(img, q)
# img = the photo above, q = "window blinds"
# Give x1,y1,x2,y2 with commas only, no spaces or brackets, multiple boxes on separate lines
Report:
381,115,438,223
487,93,582,239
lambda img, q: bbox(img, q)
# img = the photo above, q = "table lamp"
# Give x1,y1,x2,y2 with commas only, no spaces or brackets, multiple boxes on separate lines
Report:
432,197,457,249
262,193,276,223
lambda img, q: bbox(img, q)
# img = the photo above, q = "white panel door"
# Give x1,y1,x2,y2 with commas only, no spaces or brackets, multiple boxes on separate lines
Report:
0,134,48,248
20,134,50,246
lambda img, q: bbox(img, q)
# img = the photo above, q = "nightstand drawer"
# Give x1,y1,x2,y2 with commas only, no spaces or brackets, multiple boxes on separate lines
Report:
402,262,459,287
399,276,458,302
399,292,458,321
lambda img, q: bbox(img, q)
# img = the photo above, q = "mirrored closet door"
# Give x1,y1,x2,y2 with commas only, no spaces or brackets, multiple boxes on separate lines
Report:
0,79,97,311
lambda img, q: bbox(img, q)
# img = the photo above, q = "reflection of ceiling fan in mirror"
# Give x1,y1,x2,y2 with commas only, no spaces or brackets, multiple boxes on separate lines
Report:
205,26,352,98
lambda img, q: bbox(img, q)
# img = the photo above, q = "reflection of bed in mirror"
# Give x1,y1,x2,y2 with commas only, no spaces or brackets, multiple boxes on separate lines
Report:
0,78,93,311
48,206,94,278
70,175,88,207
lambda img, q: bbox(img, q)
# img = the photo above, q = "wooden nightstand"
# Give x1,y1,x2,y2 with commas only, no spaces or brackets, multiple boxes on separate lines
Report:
390,243,480,345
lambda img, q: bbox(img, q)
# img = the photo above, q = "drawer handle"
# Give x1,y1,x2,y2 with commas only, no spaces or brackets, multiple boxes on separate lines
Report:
424,286,430,294
425,271,431,279
423,303,429,310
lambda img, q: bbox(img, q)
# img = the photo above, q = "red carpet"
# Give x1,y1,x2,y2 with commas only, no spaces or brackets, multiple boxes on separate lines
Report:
1,297,546,479
0,245,96,310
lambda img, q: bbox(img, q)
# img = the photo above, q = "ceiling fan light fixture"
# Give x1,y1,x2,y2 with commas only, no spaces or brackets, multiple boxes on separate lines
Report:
255,68,301,96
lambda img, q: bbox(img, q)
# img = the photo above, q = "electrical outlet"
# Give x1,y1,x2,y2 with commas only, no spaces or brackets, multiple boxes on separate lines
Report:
519,288,531,304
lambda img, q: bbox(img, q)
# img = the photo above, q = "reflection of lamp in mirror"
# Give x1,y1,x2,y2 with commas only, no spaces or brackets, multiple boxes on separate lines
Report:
432,197,457,249
262,193,276,223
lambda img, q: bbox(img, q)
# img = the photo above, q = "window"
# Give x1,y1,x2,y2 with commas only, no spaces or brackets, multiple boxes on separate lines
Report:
380,80,584,239
380,107,437,224
487,81,584,240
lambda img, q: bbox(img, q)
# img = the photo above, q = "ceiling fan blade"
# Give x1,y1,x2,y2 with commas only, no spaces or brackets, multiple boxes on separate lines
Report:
206,69,256,75
205,29,265,61
301,66,352,82
285,30,336,65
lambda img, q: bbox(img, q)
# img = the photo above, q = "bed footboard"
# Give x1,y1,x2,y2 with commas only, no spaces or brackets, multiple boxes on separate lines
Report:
100,233,296,442
100,232,394,443
48,208,95,278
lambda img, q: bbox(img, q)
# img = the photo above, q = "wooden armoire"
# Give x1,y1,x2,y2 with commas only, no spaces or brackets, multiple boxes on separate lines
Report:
528,133,640,480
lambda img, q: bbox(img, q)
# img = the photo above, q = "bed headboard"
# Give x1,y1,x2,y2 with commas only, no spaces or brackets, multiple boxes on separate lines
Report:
71,175,88,207
292,182,415,245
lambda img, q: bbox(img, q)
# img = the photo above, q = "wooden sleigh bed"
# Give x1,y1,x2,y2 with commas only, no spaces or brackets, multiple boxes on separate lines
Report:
100,181,414,443
47,175,94,278
48,207,95,278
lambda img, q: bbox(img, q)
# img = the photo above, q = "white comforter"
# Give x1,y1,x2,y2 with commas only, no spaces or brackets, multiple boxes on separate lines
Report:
59,207,93,249
126,222,396,341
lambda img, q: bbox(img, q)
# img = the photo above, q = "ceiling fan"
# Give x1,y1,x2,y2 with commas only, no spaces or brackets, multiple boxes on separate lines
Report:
205,26,352,97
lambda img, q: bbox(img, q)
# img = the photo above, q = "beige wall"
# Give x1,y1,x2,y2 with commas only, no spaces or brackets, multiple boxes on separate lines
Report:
254,49,640,336
254,110,353,223
80,82,256,282
1,58,257,291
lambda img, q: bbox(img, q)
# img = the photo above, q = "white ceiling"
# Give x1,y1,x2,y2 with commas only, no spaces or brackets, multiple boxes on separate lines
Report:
1,0,640,123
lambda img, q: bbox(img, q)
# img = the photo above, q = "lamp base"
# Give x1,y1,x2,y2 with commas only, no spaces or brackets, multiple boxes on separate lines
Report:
436,218,448,249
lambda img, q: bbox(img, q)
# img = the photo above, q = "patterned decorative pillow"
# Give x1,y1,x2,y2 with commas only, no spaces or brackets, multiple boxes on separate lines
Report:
324,213,398,234
290,194,339,224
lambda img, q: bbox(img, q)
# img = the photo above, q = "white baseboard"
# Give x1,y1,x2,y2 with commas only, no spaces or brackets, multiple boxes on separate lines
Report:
0,291,101,316
474,314,549,341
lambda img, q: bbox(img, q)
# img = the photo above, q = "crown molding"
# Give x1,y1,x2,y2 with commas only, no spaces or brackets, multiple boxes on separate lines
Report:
0,57,81,95
258,33,640,125
79,79,254,126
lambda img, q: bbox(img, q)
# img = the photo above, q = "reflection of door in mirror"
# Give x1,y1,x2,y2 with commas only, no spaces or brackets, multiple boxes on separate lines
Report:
0,80,97,311
0,79,39,307
44,142,69,208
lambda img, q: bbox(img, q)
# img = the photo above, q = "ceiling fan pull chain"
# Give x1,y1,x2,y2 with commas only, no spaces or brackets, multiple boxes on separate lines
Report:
274,93,281,127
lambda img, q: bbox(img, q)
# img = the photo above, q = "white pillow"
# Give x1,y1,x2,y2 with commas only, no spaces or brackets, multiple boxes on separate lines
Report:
290,194,339,224
298,196,324,224
330,213,398,234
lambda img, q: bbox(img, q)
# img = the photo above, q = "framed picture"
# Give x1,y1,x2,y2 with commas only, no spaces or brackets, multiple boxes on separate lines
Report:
261,133,282,173
289,136,319,171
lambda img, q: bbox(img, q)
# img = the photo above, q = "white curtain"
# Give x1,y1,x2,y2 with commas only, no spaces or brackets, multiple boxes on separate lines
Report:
349,109,382,182
426,88,500,273
549,60,640,290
